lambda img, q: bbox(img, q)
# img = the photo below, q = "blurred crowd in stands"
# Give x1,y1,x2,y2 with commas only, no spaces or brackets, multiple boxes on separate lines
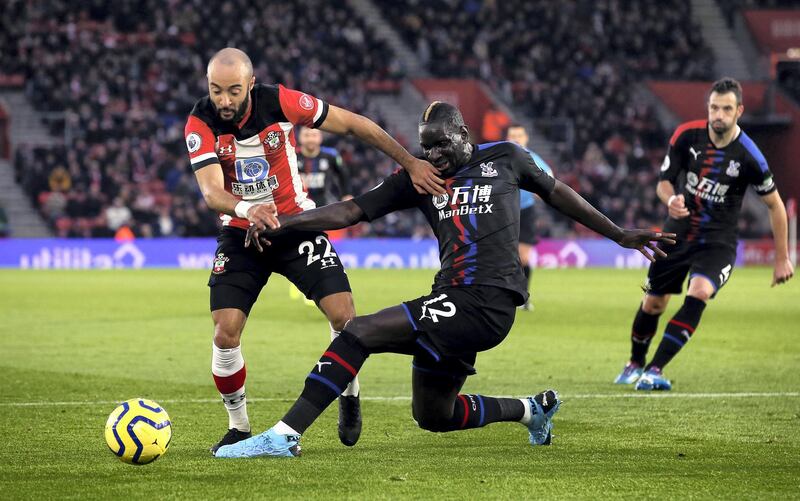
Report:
2,0,789,239
7,0,408,237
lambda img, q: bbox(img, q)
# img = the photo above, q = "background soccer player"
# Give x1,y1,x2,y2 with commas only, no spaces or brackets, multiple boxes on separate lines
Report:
214,102,675,458
185,48,444,453
615,78,795,391
506,124,554,311
297,127,353,206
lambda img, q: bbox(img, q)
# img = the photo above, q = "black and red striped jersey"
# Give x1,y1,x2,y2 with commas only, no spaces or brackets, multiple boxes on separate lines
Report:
660,120,777,246
184,84,329,229
354,141,555,305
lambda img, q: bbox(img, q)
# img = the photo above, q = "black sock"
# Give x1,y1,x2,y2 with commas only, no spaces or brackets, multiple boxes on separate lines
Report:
630,303,661,366
421,395,524,432
647,296,706,371
282,331,369,434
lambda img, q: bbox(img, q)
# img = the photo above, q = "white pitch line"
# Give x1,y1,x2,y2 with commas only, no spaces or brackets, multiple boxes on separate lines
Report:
1,392,799,407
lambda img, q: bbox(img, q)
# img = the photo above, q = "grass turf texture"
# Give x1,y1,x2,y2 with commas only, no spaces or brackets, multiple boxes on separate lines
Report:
0,268,798,500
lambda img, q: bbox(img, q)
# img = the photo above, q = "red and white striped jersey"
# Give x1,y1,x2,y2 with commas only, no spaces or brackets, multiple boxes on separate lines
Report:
184,84,329,229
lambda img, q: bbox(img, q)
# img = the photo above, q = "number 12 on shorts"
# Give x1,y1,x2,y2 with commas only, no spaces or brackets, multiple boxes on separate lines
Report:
419,294,457,323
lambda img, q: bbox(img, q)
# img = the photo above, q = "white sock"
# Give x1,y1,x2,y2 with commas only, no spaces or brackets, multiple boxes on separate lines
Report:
212,343,250,432
331,325,360,397
518,398,532,425
272,420,301,436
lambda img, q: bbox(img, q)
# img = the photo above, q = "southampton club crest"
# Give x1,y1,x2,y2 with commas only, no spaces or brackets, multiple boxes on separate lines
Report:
212,253,229,275
264,130,282,151
431,192,450,210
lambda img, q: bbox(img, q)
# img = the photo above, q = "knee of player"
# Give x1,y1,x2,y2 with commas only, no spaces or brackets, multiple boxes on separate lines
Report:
415,414,451,433
342,316,375,341
413,406,454,433
642,295,668,315
213,323,242,348
329,312,354,333
687,291,711,303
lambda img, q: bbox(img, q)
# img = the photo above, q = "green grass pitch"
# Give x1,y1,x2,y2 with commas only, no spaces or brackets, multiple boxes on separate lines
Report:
0,267,798,499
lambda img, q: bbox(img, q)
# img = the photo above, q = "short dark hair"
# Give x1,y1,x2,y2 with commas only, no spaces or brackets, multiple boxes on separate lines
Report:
709,77,743,105
507,123,526,131
420,101,465,130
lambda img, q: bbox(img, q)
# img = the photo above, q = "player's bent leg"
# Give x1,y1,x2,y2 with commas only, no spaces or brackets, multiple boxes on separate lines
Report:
215,306,417,458
410,362,561,446
638,279,712,391
615,294,670,384
318,292,362,446
210,307,252,453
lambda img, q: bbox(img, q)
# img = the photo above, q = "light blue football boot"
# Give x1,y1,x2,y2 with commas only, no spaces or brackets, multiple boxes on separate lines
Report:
526,389,561,446
634,366,672,391
614,362,644,385
214,427,301,458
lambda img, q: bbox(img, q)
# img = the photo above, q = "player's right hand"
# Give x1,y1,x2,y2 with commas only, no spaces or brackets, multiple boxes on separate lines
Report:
246,203,280,231
668,194,690,219
616,230,677,263
407,157,445,195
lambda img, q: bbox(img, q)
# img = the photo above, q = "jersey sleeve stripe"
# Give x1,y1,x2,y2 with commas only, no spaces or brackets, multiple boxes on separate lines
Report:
669,119,706,146
738,131,770,173
312,99,329,128
191,156,219,171
190,152,218,165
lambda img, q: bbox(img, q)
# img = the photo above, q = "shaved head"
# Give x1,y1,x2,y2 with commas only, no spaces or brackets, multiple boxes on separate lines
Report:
207,47,253,80
206,48,255,123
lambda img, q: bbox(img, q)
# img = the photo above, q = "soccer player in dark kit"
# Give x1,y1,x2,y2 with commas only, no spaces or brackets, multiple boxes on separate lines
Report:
614,78,794,391
215,102,674,458
185,48,444,453
297,126,353,206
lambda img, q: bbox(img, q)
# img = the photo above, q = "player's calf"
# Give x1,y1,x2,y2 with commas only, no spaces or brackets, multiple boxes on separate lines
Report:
647,295,706,372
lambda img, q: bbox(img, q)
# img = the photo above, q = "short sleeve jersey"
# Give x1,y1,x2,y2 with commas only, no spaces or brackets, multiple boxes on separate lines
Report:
520,149,553,209
660,120,776,246
184,84,329,229
354,141,555,304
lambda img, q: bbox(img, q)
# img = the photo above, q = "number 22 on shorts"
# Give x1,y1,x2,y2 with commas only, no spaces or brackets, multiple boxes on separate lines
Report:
298,236,339,269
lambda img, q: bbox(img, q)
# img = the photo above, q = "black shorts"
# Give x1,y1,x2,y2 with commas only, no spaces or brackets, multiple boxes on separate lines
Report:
646,241,736,298
402,286,517,378
519,206,538,245
208,227,351,315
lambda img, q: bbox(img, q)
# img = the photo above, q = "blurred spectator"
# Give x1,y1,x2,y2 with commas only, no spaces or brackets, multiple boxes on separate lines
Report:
0,204,9,237
481,104,510,142
105,197,132,231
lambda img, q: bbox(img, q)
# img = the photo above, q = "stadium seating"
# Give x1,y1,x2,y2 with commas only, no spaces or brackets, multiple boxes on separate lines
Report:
380,0,720,233
9,0,402,237
5,0,786,238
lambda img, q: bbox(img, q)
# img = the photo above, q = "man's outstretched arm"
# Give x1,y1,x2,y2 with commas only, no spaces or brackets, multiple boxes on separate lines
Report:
542,179,676,261
320,106,445,195
245,201,365,251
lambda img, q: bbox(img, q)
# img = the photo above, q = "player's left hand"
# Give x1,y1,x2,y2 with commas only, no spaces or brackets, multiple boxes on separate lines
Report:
772,257,794,287
244,225,275,252
616,230,677,263
407,157,445,195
